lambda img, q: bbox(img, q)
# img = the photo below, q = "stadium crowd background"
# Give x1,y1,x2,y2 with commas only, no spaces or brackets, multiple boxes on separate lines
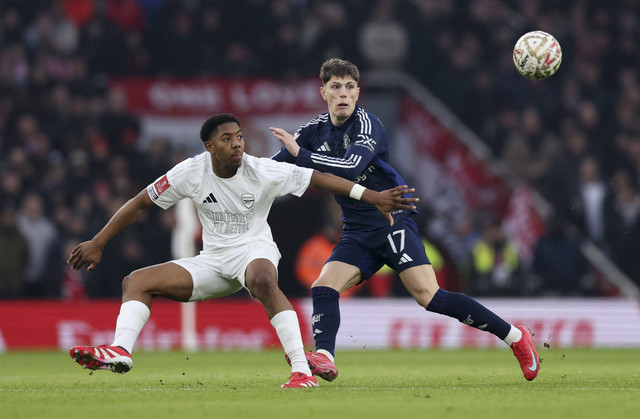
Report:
1,0,639,299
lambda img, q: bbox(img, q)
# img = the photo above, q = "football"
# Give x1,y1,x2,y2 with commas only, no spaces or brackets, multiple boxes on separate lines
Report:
513,31,562,79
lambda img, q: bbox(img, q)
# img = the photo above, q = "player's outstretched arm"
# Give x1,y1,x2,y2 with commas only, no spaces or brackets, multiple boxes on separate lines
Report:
308,171,418,226
67,189,155,271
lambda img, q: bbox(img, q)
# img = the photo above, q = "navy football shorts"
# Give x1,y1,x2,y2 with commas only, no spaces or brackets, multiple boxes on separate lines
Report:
326,216,431,280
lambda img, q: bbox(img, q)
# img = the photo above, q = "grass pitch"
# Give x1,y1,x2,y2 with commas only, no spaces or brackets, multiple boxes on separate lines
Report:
1,348,638,419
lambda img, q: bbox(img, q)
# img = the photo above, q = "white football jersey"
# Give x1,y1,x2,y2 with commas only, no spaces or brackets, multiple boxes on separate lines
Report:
147,152,313,252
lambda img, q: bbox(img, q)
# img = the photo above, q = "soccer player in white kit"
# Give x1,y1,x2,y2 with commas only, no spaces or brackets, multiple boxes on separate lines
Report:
67,113,418,388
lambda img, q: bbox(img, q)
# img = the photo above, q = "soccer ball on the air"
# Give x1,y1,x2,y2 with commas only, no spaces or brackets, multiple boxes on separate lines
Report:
513,31,562,80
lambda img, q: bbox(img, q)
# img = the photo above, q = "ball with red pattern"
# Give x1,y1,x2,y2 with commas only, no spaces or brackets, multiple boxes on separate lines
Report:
513,31,562,80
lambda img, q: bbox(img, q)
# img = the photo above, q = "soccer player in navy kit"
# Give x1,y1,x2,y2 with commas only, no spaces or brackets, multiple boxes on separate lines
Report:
270,58,540,381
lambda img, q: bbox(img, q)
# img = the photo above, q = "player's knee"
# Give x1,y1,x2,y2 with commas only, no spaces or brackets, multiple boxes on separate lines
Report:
246,271,278,299
414,293,434,308
121,270,146,295
410,287,438,308
121,274,133,294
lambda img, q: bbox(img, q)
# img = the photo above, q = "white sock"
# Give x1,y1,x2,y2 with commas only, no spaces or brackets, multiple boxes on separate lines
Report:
317,349,335,363
111,300,151,353
503,325,523,346
270,310,312,376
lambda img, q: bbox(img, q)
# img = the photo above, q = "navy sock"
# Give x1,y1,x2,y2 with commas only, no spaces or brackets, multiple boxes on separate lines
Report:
426,289,511,340
310,286,341,357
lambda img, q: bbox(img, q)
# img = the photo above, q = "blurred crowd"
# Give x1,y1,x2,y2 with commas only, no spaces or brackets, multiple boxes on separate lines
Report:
1,0,640,299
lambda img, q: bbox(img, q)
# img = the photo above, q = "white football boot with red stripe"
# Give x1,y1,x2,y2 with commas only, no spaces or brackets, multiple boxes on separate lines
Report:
70,344,133,374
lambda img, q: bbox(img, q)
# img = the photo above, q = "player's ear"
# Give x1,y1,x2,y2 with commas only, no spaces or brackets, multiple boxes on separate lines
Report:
204,140,215,153
320,86,327,102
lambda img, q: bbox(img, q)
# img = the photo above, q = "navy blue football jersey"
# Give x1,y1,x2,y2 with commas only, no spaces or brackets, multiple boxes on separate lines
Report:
272,105,415,230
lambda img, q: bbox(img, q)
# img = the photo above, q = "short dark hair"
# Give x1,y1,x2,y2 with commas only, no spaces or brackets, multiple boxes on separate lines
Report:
319,58,360,85
200,113,240,142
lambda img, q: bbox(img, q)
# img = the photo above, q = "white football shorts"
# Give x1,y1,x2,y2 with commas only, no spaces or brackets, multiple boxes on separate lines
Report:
171,240,281,301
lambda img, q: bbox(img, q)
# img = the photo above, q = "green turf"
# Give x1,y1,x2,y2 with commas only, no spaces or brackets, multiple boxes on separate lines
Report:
1,348,638,419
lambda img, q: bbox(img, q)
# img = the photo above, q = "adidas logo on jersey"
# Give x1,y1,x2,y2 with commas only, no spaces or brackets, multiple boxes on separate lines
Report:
203,192,217,203
398,253,413,265
317,141,331,152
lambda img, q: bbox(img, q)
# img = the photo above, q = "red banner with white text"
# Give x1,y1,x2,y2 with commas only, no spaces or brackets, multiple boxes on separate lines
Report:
0,300,305,351
318,298,640,349
110,77,327,158
110,77,326,117
1,299,639,351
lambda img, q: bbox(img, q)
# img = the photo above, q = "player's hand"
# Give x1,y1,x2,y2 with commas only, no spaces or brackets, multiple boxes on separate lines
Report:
67,240,103,271
373,185,419,226
269,127,300,157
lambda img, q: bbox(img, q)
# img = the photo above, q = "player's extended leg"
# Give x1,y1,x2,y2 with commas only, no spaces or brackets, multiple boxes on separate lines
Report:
244,259,317,388
70,262,194,373
400,264,540,380
303,261,362,381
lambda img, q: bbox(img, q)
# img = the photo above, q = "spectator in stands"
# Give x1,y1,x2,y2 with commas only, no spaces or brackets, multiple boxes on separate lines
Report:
531,214,594,296
547,127,590,217
155,8,200,76
358,0,409,72
300,2,359,68
99,87,140,156
0,170,23,203
120,31,151,75
262,23,304,79
16,192,60,297
77,6,124,75
196,5,224,76
502,107,560,197
575,156,608,246
219,41,261,76
604,171,640,284
0,200,29,298
469,218,521,297
2,0,640,298
106,0,146,32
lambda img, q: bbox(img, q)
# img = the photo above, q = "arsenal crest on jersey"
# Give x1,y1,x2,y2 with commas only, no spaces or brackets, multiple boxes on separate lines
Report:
241,193,255,209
